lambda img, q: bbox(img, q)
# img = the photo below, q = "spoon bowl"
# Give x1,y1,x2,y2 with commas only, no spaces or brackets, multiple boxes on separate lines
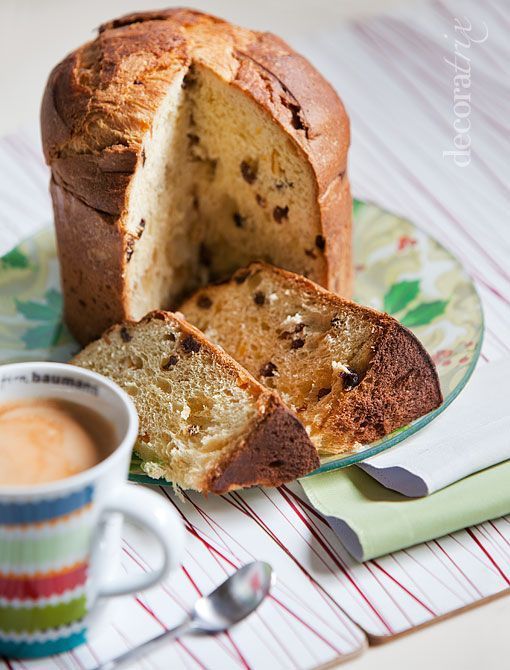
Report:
192,561,274,633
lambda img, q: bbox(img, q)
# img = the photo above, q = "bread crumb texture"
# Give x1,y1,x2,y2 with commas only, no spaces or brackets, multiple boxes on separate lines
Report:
74,314,258,489
181,263,443,454
125,64,323,318
72,311,319,491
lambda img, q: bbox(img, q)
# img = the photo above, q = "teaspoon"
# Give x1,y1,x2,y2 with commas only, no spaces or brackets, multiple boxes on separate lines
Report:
94,561,274,670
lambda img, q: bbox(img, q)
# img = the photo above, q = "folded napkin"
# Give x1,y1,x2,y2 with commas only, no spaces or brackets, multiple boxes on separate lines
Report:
300,460,510,561
300,358,510,561
359,358,510,496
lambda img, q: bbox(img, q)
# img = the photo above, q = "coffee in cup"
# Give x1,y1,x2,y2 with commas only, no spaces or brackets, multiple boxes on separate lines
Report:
0,398,117,486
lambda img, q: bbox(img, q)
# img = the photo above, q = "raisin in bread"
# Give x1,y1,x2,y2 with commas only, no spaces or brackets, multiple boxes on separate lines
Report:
41,8,351,346
180,263,443,454
72,310,319,492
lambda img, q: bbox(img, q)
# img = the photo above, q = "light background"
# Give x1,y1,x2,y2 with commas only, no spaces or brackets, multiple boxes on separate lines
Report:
0,1,509,669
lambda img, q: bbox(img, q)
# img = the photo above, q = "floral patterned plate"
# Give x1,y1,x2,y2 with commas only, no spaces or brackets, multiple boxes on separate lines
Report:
0,200,483,482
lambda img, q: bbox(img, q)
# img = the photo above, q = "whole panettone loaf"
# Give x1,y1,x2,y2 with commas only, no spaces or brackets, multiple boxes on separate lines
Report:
73,310,319,492
180,263,443,454
41,8,351,345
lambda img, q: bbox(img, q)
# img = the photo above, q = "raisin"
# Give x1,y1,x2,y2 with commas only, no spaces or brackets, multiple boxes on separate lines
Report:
341,366,360,391
254,291,265,306
181,335,201,354
291,338,305,350
281,98,306,132
126,237,135,262
207,158,218,177
199,243,211,267
275,179,294,190
294,323,305,333
290,107,305,131
315,234,326,251
197,295,212,309
273,205,289,223
234,270,251,285
240,160,258,184
182,70,196,89
317,387,331,399
233,212,246,228
137,219,146,237
260,361,278,377
162,355,178,370
256,194,267,208
120,327,132,342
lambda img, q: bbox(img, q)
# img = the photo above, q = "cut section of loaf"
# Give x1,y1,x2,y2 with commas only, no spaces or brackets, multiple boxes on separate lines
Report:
72,310,319,492
180,263,443,454
41,9,351,345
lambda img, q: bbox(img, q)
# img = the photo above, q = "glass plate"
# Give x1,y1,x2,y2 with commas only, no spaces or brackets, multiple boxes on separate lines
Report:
0,200,483,484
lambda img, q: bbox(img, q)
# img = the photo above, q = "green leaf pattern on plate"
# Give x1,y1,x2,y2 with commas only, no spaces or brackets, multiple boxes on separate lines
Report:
0,247,29,269
0,230,78,363
383,280,420,313
400,300,449,327
383,280,448,327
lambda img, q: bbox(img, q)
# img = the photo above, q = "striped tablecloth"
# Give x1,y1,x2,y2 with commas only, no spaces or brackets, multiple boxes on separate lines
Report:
0,0,509,667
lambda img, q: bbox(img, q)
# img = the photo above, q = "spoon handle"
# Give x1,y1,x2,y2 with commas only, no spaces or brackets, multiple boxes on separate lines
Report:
93,618,193,670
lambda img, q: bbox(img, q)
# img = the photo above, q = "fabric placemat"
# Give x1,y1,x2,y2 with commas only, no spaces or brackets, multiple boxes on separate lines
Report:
301,460,510,562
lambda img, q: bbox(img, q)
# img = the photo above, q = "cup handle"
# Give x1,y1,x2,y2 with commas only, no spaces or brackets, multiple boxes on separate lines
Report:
97,484,185,598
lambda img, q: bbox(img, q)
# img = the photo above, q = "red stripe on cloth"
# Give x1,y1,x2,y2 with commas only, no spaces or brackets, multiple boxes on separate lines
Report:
466,528,510,586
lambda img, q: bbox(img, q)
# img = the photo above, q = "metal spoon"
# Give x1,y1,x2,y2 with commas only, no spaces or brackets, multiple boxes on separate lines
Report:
94,561,274,670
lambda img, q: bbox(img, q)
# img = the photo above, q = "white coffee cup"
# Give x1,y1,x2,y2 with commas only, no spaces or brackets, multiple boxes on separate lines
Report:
0,361,185,659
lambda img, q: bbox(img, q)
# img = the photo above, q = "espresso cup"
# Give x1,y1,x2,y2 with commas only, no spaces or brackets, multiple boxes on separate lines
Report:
0,361,185,658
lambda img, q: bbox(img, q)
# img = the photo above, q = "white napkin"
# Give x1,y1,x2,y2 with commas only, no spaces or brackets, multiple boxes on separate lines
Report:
358,358,510,497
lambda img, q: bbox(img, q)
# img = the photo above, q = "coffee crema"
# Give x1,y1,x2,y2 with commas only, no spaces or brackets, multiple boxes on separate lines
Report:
0,398,116,486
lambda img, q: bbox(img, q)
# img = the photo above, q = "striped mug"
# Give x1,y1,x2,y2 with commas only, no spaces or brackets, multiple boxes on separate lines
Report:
0,362,185,658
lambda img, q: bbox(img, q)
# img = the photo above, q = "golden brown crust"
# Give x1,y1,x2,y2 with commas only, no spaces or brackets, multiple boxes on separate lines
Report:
50,178,127,343
206,403,320,493
328,321,442,445
41,8,351,343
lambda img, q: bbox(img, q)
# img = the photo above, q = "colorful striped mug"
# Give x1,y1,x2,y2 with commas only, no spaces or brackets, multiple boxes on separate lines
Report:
0,362,185,658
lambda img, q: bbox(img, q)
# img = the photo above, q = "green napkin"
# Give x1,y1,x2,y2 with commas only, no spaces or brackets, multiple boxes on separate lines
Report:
300,460,510,561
